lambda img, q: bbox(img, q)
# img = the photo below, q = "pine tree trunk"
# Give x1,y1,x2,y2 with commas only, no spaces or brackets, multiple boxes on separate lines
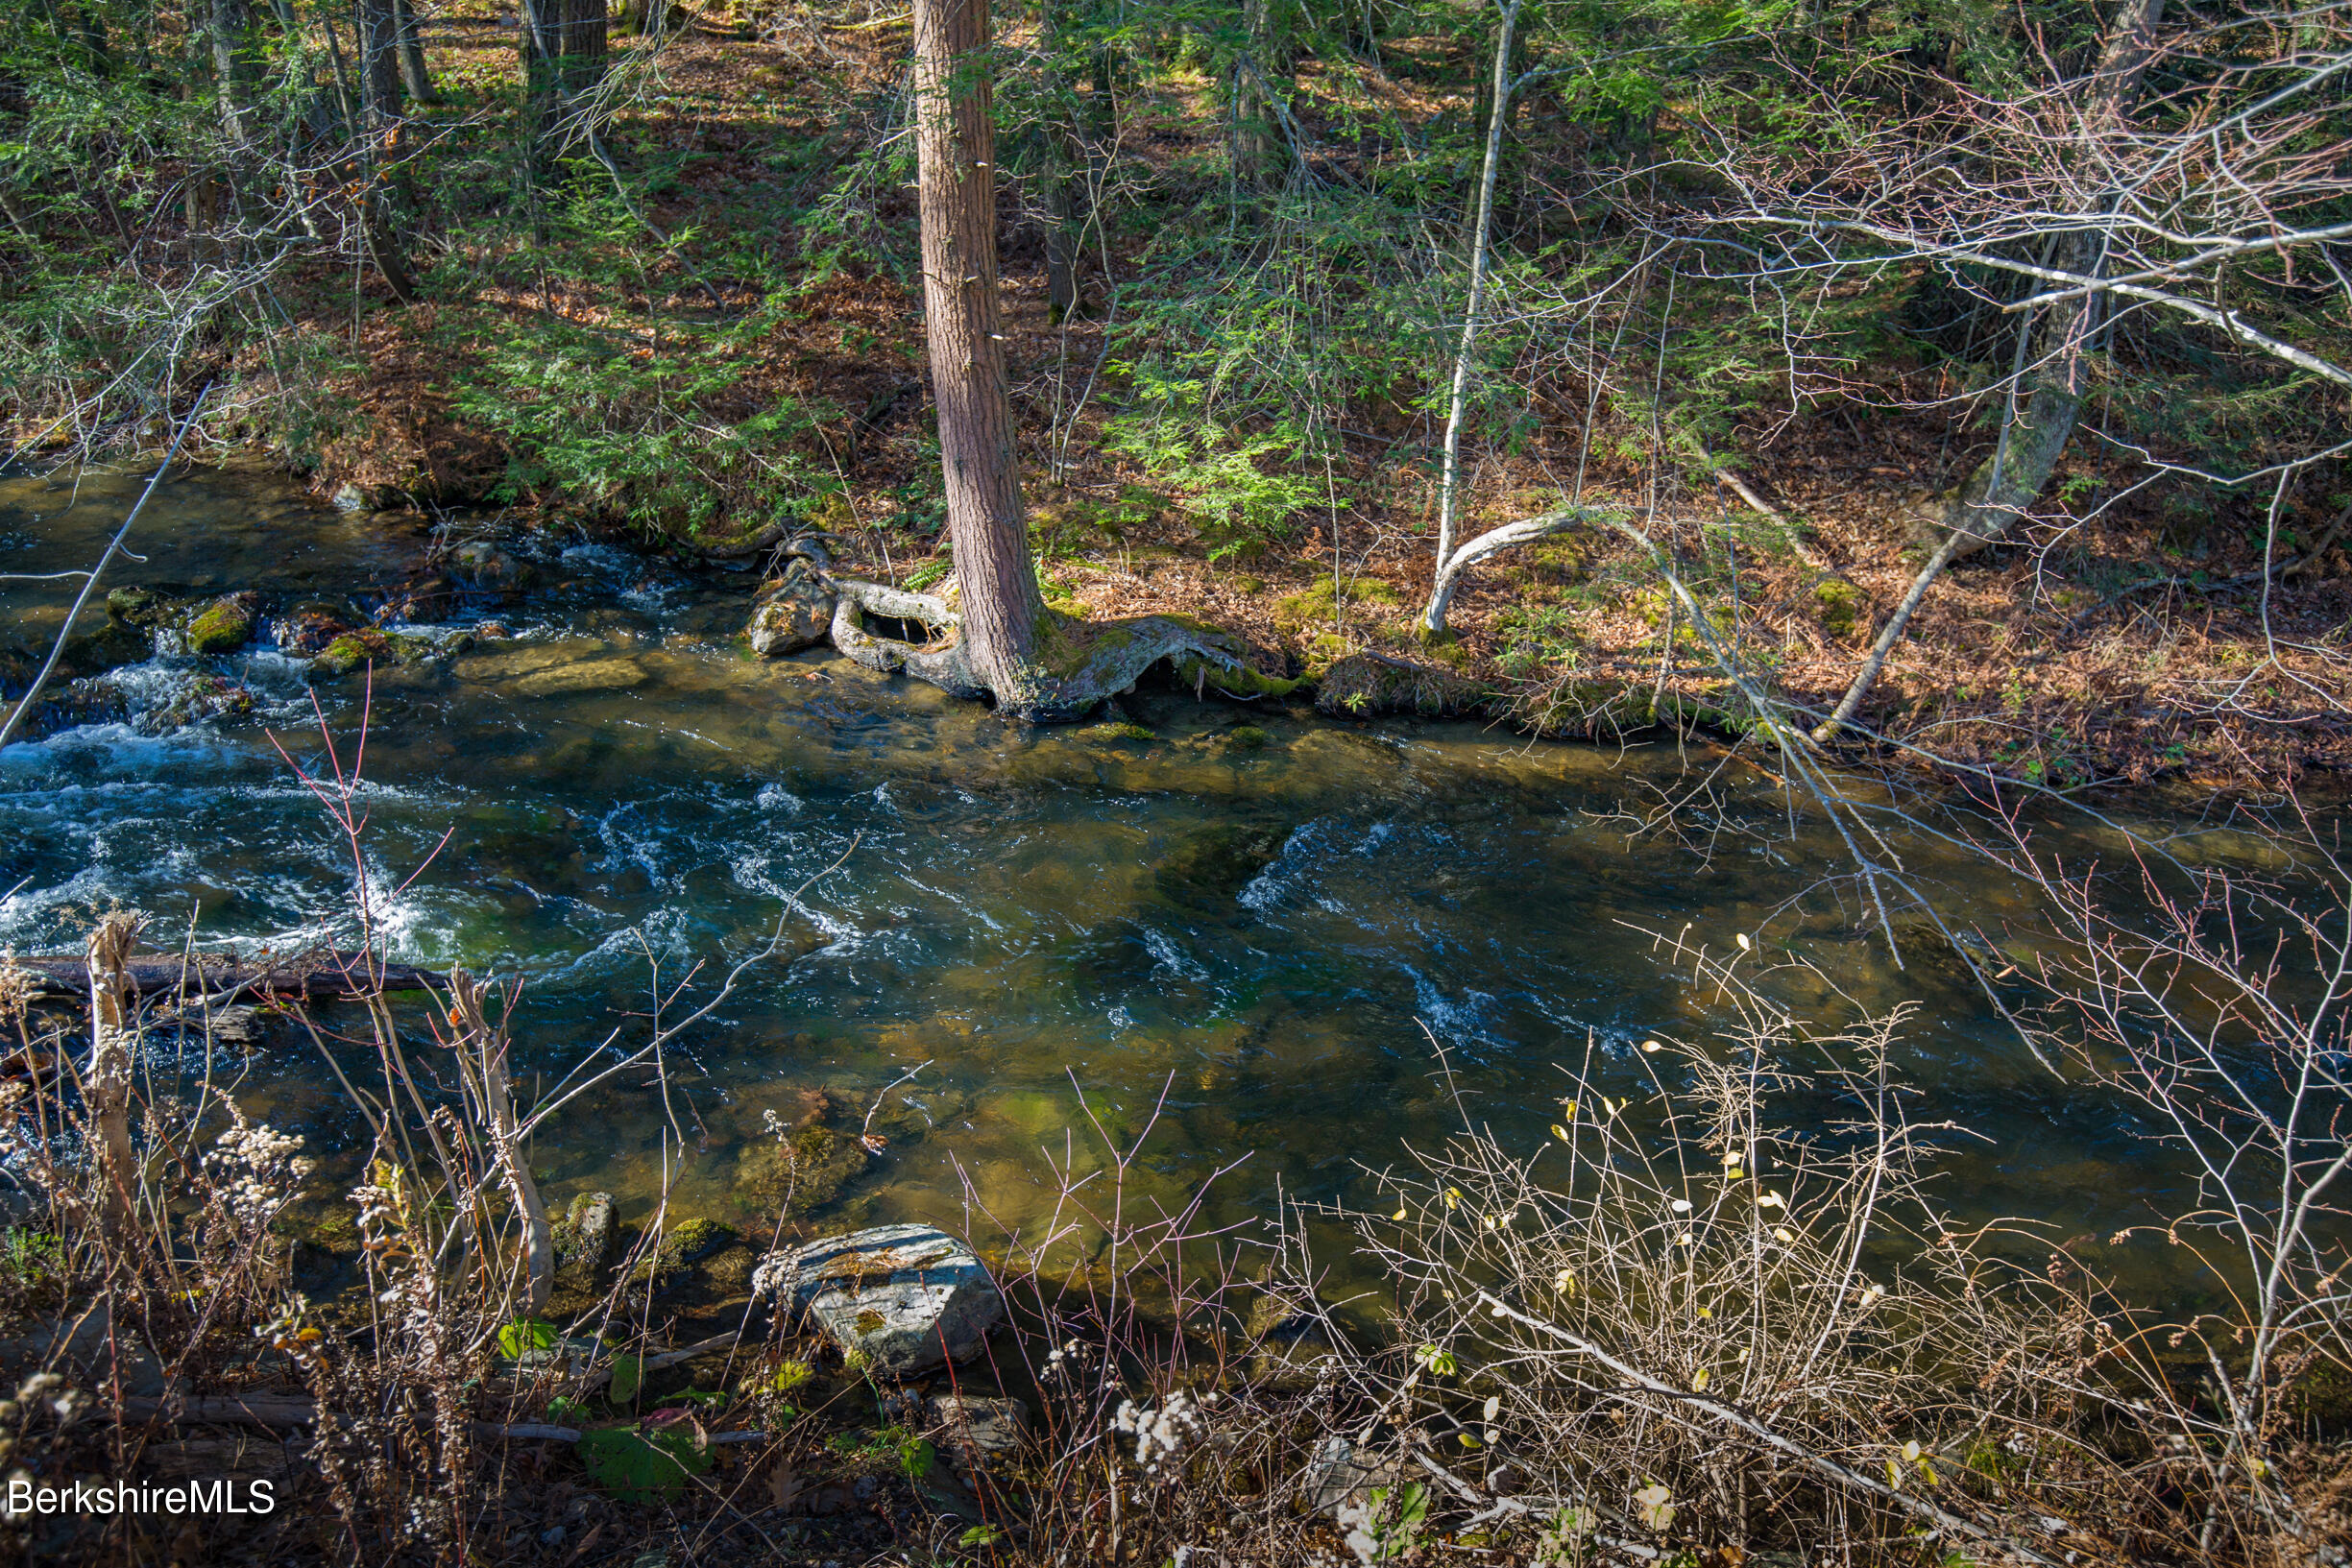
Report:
1230,0,1289,187
913,0,1043,703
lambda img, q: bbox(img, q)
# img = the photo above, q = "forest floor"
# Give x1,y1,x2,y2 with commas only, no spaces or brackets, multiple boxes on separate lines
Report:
222,8,2352,794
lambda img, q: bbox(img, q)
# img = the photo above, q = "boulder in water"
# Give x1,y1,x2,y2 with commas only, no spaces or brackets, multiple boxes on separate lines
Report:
133,674,255,736
106,585,182,629
748,571,837,657
309,630,386,679
274,598,363,657
752,1223,1003,1376
182,592,260,657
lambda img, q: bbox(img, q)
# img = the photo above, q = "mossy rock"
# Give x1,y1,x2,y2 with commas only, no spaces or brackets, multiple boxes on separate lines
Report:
309,629,390,679
1814,579,1866,643
1313,654,1500,720
661,1218,738,1269
732,1098,873,1220
385,629,470,665
1076,719,1156,745
1226,725,1272,752
275,598,364,657
136,675,255,736
183,592,260,656
105,586,182,629
550,1191,618,1303
696,1243,762,1296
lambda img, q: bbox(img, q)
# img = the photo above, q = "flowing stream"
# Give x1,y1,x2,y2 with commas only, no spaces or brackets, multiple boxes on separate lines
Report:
0,461,2317,1309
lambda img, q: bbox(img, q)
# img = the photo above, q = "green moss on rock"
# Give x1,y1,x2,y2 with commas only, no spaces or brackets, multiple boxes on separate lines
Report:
310,630,389,679
1314,653,1500,720
662,1218,738,1268
183,593,259,656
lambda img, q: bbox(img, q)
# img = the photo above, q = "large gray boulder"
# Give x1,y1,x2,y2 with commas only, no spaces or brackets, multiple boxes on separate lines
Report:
751,1223,1002,1376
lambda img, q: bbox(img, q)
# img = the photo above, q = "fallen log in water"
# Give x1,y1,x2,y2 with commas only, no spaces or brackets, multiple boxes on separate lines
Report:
11,953,435,1001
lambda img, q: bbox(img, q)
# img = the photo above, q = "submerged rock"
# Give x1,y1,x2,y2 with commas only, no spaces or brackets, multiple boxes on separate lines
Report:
748,570,837,657
383,575,455,624
450,542,534,597
105,585,182,629
632,1216,740,1287
730,1088,874,1219
307,626,471,680
752,1222,1004,1376
1244,1288,1337,1391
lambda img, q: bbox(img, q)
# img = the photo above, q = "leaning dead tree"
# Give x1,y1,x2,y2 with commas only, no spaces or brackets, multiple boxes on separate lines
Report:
818,0,1295,721
1631,0,2352,738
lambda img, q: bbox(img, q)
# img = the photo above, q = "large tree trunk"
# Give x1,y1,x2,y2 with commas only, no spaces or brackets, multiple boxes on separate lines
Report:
914,0,1045,703
804,0,1294,721
1811,0,2166,743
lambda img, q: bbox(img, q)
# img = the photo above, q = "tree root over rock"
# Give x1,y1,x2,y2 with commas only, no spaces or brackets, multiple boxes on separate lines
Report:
822,572,1302,722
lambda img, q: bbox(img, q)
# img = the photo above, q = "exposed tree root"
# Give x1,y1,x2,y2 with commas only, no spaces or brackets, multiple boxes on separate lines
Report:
818,568,1301,721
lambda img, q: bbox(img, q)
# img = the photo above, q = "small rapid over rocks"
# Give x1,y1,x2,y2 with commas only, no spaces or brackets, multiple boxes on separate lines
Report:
0,461,2299,1310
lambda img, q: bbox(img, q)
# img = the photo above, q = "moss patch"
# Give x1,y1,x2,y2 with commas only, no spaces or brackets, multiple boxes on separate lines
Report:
1273,574,1402,635
311,630,389,679
1314,653,1500,719
182,593,259,656
1814,579,1867,642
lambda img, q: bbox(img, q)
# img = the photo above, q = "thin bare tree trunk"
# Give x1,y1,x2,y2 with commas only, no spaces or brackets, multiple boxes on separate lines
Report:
449,971,551,1314
85,913,145,1242
357,0,418,302
914,0,1043,703
1418,0,1523,638
392,0,437,103
1812,0,2167,742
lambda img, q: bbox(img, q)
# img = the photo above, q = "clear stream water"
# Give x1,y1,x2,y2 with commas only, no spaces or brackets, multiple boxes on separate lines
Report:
0,461,2316,1308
